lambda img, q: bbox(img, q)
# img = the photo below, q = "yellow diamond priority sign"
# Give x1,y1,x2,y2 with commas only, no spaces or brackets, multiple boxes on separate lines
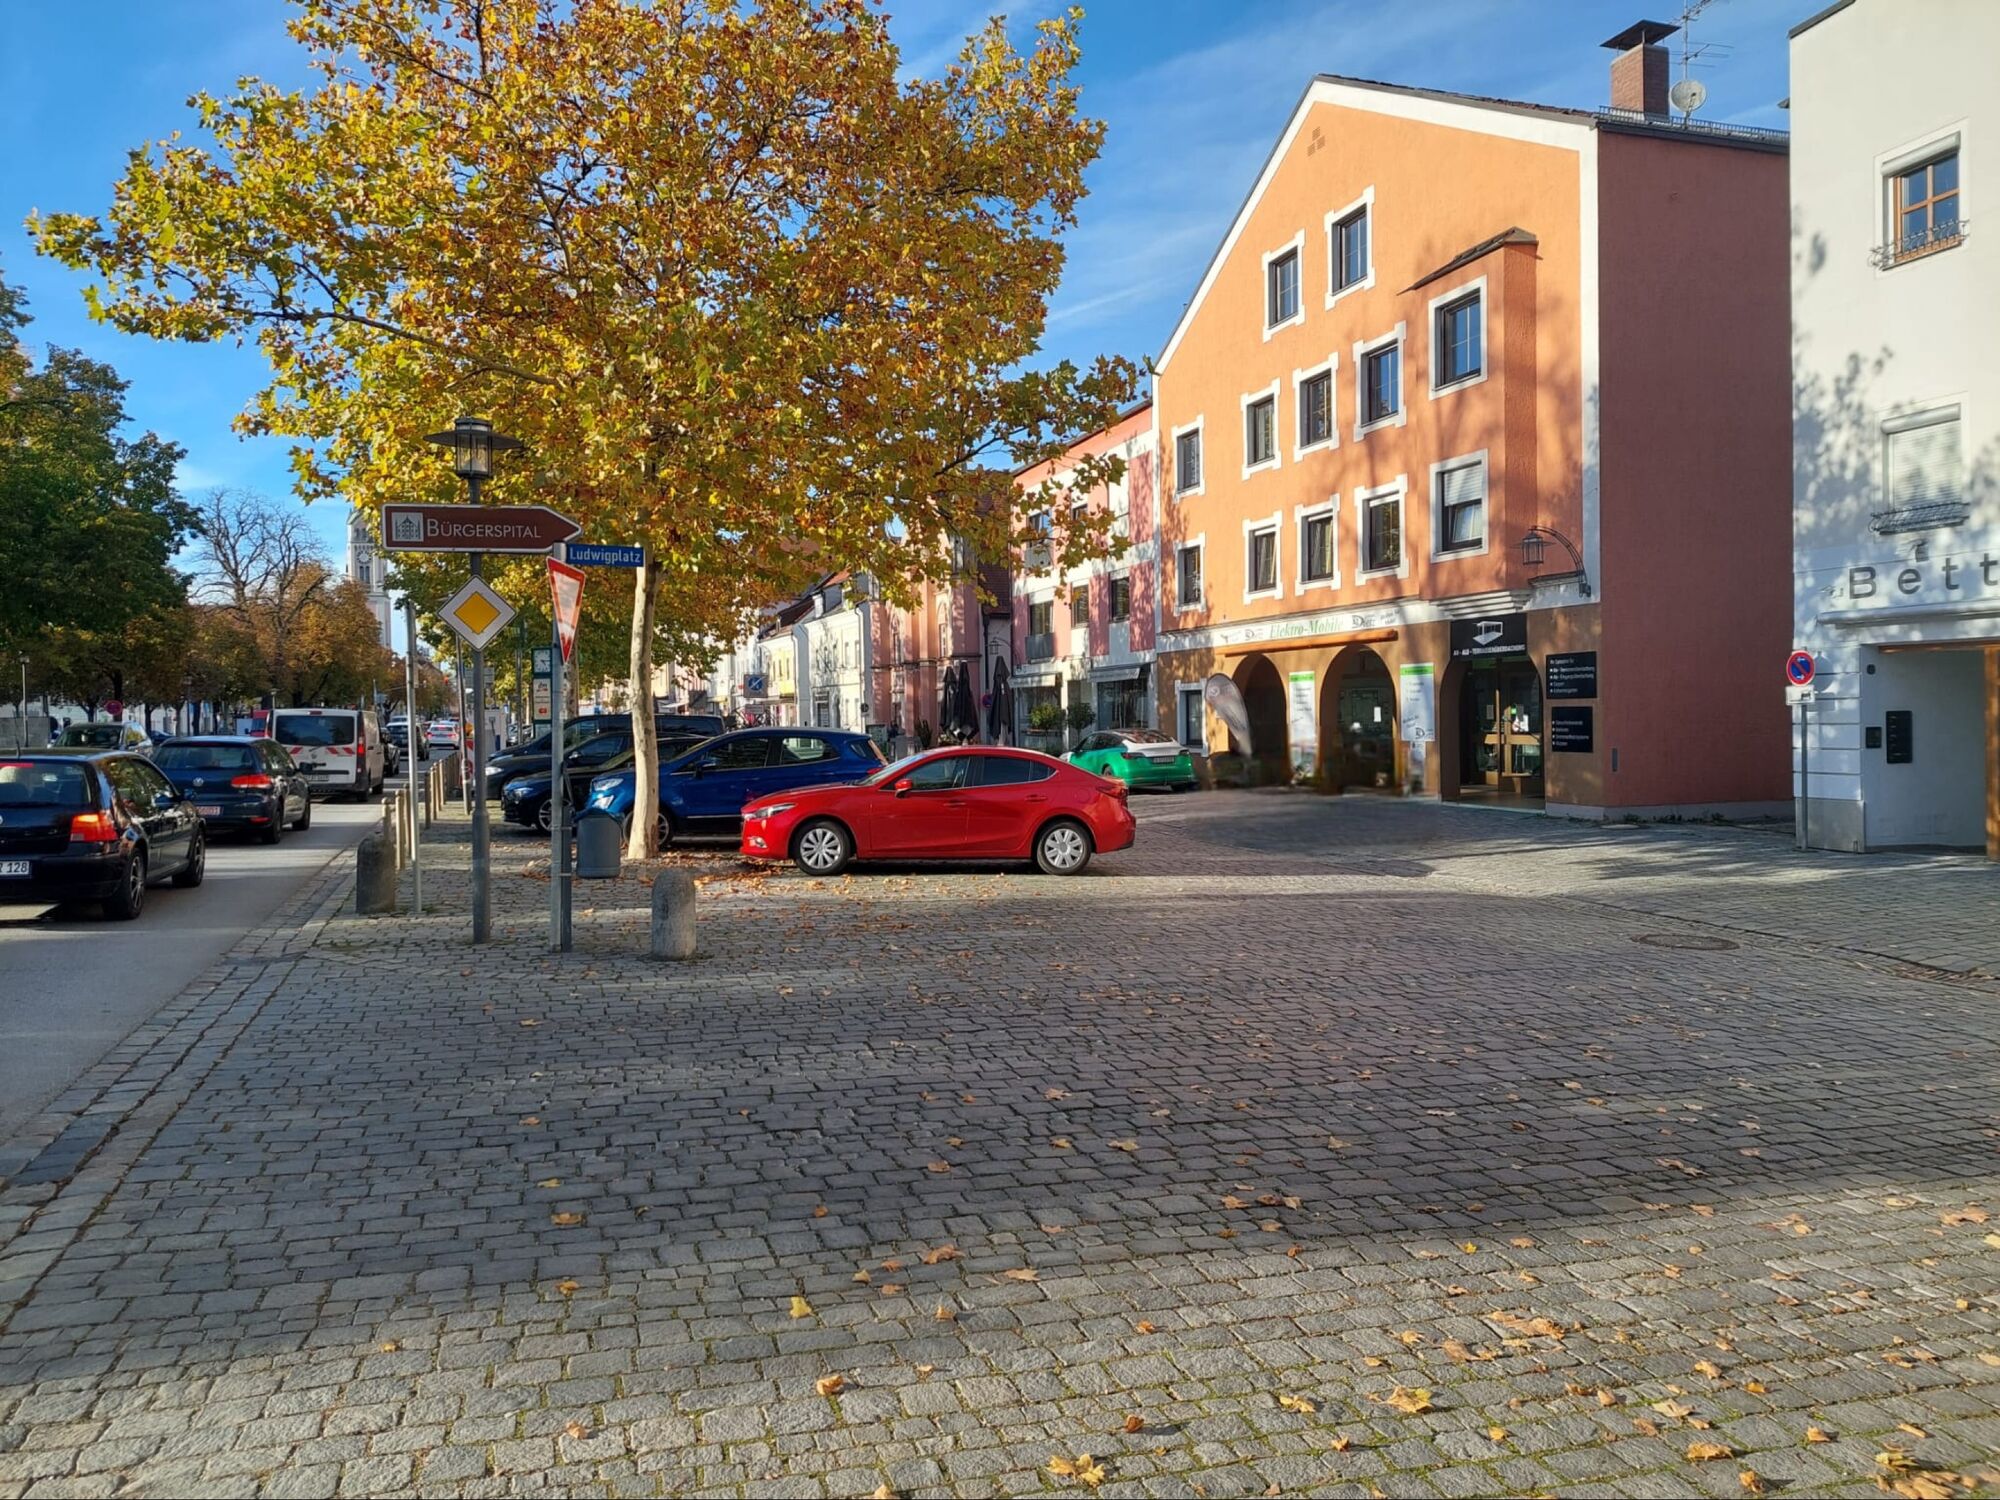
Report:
442,577,516,650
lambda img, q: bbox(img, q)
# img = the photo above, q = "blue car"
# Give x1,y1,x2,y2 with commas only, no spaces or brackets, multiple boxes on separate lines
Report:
586,727,886,844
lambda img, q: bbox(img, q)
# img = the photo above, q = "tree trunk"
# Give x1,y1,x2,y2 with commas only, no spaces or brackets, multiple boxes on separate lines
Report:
625,556,660,858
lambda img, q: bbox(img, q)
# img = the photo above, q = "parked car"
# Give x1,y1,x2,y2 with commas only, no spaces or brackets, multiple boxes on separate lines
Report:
426,719,462,749
53,722,152,753
740,746,1134,876
484,713,726,800
385,719,428,763
271,708,385,800
151,736,311,843
585,727,885,843
1067,728,1198,791
499,733,710,833
0,751,206,918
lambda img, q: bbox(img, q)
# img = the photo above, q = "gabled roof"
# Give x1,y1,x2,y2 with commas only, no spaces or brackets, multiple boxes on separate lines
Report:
1404,227,1540,293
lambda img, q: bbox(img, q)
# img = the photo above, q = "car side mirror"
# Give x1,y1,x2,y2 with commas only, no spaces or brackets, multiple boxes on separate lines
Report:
153,791,179,809
893,778,913,796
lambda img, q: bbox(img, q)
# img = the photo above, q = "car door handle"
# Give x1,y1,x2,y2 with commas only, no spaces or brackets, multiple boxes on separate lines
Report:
1024,794,1048,803
944,798,967,807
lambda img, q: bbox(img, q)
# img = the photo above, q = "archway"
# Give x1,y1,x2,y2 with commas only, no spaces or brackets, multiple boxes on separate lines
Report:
1231,654,1288,777
1319,647,1398,790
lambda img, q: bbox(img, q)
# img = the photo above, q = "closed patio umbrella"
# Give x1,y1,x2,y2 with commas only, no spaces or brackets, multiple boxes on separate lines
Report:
987,658,1010,743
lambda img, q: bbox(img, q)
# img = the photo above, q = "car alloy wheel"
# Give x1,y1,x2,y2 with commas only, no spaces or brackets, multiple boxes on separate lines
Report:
794,820,850,874
1036,820,1090,876
173,832,206,888
105,850,147,920
535,799,553,834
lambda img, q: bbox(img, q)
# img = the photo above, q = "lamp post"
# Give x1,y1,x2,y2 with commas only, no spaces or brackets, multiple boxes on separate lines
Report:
1517,525,1593,597
15,654,26,753
424,416,525,945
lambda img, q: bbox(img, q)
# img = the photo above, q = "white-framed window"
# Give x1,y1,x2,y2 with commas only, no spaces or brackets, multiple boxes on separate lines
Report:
1325,187,1374,307
1428,276,1488,395
1243,510,1281,602
1430,451,1488,560
1024,507,1053,572
1108,573,1132,622
1356,477,1408,579
1109,470,1131,540
1296,497,1340,592
1262,230,1306,336
1240,379,1281,477
1353,323,1407,439
1293,353,1339,459
1171,417,1205,498
1176,682,1206,750
1883,404,1963,509
1883,140,1962,265
1174,535,1205,612
1068,585,1089,628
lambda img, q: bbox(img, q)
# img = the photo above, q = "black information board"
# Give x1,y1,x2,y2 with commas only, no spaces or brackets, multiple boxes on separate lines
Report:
1545,651,1598,699
1549,706,1594,754
1884,710,1913,765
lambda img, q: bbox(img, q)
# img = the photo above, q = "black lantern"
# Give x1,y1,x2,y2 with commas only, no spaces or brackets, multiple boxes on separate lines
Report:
1516,525,1591,596
1519,528,1548,567
423,416,523,484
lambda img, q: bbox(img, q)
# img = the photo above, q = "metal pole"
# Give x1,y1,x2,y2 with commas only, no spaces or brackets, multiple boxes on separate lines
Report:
1799,694,1810,853
454,634,468,811
404,597,423,917
515,615,527,746
470,547,490,945
549,555,568,950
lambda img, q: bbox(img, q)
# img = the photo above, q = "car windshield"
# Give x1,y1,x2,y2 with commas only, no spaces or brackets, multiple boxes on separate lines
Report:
274,714,355,747
0,761,96,808
1120,730,1174,745
153,744,259,772
58,725,125,748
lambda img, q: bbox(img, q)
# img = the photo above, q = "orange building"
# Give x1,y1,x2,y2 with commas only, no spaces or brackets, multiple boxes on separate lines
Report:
1153,28,1794,818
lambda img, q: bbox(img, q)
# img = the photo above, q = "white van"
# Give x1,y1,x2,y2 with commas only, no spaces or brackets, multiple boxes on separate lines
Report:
271,708,385,799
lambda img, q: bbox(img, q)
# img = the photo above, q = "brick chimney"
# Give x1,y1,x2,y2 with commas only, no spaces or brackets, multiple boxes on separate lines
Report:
1601,19,1677,116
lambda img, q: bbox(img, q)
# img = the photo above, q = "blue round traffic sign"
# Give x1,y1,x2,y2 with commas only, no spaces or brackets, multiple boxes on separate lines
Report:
1786,650,1816,686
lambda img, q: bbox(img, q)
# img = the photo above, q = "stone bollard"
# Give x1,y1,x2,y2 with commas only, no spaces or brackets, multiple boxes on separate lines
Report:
380,792,401,867
356,831,396,914
649,871,697,960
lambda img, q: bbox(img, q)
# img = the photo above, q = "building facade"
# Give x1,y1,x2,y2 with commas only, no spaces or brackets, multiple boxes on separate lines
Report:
346,509,393,650
1151,34,1793,817
1790,0,1999,854
1011,404,1160,752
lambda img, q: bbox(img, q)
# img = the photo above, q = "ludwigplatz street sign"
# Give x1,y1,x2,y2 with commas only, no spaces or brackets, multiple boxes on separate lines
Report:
380,503,580,554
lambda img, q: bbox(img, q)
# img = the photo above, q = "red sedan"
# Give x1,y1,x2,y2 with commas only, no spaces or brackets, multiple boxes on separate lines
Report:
740,746,1135,876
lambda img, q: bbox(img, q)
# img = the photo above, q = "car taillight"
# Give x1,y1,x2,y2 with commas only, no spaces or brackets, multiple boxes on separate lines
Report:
69,811,119,842
231,774,274,789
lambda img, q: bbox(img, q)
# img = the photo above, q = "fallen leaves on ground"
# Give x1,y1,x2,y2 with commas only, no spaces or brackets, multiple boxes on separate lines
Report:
1108,1139,1139,1152
934,1304,956,1322
563,1420,589,1440
1122,1415,1144,1434
518,1018,540,1028
378,1340,400,1353
926,1160,952,1174
872,1486,897,1500
550,1212,584,1227
518,1115,541,1127
999,1267,1039,1283
813,1205,828,1218
1806,1427,1834,1443
1487,1426,1508,1442
789,1295,813,1319
1330,1434,1353,1451
1739,1469,1766,1494
1135,1321,1158,1334
921,1244,962,1264
1631,1417,1661,1437
1653,1400,1697,1422
815,1374,845,1396
1048,1454,1107,1489
1489,1311,1569,1341
556,1280,580,1297
1687,1442,1735,1461
1941,1206,1989,1225
1277,1393,1316,1414
1373,1387,1433,1415
1693,1360,1726,1380
1051,1137,1073,1150
536,1177,561,1188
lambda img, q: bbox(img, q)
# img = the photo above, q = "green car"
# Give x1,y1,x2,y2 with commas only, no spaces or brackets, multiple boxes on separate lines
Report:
1068,728,1197,791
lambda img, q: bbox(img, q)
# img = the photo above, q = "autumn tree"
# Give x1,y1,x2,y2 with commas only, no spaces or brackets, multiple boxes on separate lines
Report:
36,0,1138,855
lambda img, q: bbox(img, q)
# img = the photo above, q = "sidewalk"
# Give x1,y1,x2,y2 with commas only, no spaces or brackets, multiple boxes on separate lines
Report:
0,798,1995,1498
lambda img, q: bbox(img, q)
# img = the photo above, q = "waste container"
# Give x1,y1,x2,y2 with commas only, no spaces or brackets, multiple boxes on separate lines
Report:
574,808,623,879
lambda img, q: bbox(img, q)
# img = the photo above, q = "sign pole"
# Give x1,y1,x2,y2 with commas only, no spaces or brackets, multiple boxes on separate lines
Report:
549,547,571,951
1799,693,1810,853
403,596,423,917
469,548,491,945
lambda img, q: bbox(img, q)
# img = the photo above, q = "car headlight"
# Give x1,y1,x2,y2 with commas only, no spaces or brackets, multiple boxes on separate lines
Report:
749,802,794,818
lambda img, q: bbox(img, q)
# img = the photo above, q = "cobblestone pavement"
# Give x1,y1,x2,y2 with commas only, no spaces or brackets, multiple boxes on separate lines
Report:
0,792,1996,1499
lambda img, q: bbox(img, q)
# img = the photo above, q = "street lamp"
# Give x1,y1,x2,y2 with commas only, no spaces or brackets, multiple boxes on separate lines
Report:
1517,525,1593,597
424,415,524,945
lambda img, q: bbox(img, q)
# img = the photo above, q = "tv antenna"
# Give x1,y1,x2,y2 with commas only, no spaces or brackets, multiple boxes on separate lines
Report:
1672,0,1730,119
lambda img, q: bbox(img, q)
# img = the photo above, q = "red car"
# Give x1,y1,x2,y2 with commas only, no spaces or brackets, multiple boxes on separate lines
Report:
740,746,1135,876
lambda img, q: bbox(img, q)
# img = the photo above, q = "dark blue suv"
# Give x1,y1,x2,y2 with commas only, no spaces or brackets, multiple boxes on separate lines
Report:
583,728,884,843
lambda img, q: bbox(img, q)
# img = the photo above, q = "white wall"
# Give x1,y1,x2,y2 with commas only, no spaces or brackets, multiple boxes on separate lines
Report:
1860,646,1987,846
1790,0,1999,845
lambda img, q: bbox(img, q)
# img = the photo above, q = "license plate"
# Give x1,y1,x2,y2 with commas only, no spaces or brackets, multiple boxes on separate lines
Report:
0,860,28,877
196,805,223,816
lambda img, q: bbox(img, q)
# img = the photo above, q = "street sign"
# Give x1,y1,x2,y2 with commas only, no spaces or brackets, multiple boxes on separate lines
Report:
380,503,580,554
531,676,552,724
548,557,586,664
1785,649,1816,686
442,577,517,649
531,646,554,675
566,542,644,568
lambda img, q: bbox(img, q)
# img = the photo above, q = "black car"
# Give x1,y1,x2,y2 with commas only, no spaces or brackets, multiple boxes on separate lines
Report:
152,736,312,843
482,713,723,799
500,732,708,833
0,751,206,919
383,721,428,761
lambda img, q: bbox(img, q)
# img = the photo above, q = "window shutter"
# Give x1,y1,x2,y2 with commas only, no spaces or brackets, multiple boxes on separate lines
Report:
1887,416,1961,507
1438,462,1484,510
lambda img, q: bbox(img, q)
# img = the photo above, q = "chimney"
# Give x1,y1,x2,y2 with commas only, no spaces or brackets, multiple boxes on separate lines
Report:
1601,20,1677,116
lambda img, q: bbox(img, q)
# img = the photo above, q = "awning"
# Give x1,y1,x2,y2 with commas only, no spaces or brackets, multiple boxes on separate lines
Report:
1088,662,1146,683
1011,661,1063,685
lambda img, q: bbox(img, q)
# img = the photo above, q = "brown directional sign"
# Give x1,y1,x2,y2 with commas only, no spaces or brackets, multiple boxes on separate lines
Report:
379,503,580,554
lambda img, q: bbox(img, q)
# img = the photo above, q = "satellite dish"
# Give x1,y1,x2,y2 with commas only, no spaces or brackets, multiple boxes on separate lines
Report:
1670,77,1708,115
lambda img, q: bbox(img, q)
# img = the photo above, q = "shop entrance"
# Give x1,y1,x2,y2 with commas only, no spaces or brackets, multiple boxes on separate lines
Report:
1323,647,1397,790
1231,654,1289,775
1457,655,1544,800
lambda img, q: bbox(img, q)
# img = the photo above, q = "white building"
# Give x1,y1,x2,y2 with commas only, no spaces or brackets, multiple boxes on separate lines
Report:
1790,0,1997,854
346,510,393,650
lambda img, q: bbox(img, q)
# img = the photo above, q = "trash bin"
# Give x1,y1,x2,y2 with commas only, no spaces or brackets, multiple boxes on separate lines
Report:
574,808,623,880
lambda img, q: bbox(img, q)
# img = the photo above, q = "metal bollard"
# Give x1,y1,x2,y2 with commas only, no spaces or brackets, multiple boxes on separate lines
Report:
649,870,697,960
355,831,397,914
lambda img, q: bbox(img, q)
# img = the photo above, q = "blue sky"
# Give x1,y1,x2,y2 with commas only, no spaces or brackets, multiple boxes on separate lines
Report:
2,0,1801,574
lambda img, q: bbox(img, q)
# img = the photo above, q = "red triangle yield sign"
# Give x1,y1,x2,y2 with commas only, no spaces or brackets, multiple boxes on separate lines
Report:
548,557,586,664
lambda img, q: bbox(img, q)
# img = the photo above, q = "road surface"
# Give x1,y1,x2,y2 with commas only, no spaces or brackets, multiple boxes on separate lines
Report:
0,789,392,1141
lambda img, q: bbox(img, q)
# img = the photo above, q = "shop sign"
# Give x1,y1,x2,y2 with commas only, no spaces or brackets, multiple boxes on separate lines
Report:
1397,663,1436,742
1448,612,1527,660
1549,705,1594,753
1286,670,1317,777
1545,651,1598,699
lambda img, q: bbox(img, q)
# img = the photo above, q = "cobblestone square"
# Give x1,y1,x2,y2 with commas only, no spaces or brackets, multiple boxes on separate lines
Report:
1,793,1996,1498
